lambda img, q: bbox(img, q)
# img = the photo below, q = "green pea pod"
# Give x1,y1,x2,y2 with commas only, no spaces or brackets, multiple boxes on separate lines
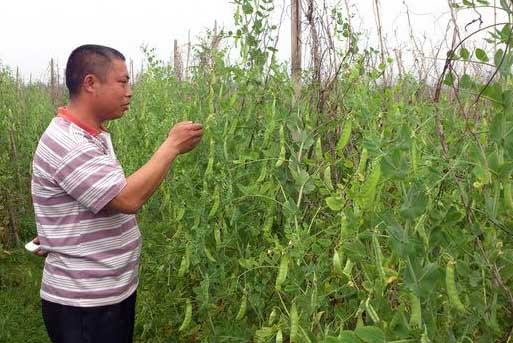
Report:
275,254,288,290
178,298,192,332
409,293,422,328
372,230,386,284
289,303,299,343
235,294,247,320
446,260,466,313
336,120,352,156
209,187,220,217
332,249,343,277
323,165,334,191
275,125,286,167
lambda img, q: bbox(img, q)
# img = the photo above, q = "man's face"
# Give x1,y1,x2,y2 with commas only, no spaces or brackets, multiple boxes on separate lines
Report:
94,59,132,120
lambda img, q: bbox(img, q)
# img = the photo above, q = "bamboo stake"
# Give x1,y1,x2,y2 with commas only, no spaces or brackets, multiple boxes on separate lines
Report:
130,59,134,86
50,58,56,103
185,30,191,80
7,113,21,247
291,0,302,100
373,0,386,83
174,39,182,81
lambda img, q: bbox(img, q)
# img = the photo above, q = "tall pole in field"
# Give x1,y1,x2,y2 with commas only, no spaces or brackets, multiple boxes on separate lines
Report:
185,30,191,80
50,58,56,103
373,0,386,83
174,39,183,81
291,0,302,100
130,59,134,86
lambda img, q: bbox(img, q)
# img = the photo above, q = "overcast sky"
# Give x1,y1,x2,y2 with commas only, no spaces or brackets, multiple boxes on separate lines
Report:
0,0,501,81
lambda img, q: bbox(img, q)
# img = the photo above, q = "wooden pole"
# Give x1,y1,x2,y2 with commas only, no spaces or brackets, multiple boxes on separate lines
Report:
56,61,61,103
185,30,191,80
174,39,182,81
50,58,56,103
373,0,386,83
307,0,320,85
7,110,21,247
130,59,134,86
291,0,302,98
15,67,20,92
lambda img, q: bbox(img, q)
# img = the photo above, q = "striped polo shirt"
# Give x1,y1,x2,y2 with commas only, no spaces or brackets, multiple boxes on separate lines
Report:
31,107,141,307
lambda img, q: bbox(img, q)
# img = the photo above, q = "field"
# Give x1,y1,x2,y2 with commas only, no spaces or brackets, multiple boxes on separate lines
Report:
2,1,513,342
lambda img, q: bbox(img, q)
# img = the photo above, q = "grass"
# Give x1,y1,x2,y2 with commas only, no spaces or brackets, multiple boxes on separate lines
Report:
0,249,49,343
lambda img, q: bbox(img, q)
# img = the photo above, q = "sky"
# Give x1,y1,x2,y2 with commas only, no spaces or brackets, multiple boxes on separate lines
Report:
0,0,502,82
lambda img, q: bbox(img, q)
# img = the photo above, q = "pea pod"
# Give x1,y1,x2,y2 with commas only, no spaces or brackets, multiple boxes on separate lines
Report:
332,249,343,277
256,161,267,183
360,161,381,208
410,134,417,174
275,253,289,290
503,181,513,210
343,258,354,278
275,125,286,167
262,97,276,147
409,293,422,328
289,303,299,343
336,120,352,155
372,230,386,284
209,186,220,217
204,246,216,263
365,298,380,323
178,244,191,278
323,165,334,191
356,147,369,177
446,259,466,313
276,329,283,343
178,298,192,332
268,308,277,325
262,206,274,242
214,225,222,250
205,137,215,176
235,294,247,320
315,136,323,161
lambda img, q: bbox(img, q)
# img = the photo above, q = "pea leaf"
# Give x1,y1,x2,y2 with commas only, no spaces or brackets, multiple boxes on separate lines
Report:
475,48,489,62
460,47,470,60
354,326,385,343
326,195,344,211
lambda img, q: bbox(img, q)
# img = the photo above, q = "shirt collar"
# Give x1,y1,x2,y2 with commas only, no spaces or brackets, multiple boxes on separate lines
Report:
57,107,108,136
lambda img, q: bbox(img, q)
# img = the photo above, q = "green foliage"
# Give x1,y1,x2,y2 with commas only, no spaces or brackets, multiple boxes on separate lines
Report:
2,1,513,342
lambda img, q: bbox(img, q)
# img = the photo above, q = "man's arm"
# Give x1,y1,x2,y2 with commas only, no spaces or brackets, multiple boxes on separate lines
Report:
107,121,203,214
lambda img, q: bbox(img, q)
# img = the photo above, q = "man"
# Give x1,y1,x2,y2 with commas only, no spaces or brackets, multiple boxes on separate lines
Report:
30,44,203,342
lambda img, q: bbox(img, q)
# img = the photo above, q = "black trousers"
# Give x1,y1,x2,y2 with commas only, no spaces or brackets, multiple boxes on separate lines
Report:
41,291,136,343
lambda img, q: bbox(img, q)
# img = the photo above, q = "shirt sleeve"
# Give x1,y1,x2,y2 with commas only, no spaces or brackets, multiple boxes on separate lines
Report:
53,142,127,214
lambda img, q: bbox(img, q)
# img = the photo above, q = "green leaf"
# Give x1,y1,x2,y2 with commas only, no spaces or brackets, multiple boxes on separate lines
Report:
460,47,470,60
242,2,253,14
326,195,344,211
475,48,489,62
400,182,428,220
444,72,455,86
482,82,503,104
322,337,342,343
381,149,408,180
354,326,385,343
339,331,359,343
459,74,473,89
500,0,512,15
494,49,505,68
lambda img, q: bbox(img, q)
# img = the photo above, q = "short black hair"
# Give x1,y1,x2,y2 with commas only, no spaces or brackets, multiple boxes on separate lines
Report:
65,44,125,98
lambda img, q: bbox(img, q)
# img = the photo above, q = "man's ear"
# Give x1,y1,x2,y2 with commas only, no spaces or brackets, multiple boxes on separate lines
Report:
83,74,98,94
